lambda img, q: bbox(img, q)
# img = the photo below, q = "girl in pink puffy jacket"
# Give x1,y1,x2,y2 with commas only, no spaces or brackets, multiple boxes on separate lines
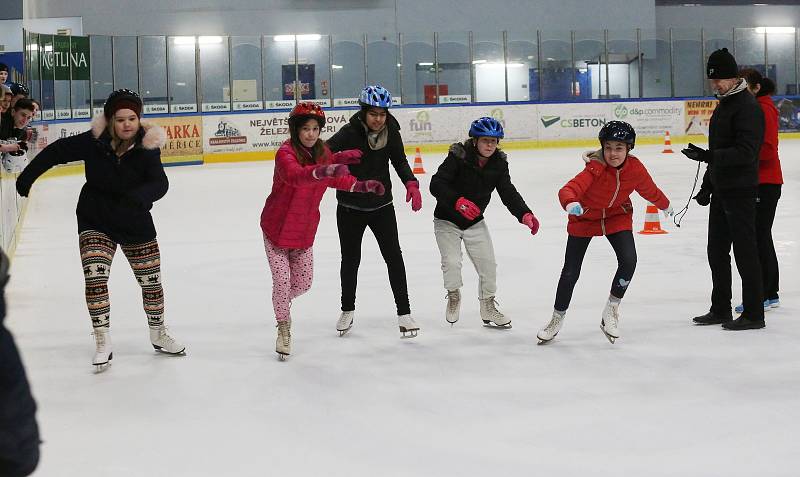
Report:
260,102,384,360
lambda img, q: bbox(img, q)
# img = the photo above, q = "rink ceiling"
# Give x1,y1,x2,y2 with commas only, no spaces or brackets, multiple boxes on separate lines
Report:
6,143,800,476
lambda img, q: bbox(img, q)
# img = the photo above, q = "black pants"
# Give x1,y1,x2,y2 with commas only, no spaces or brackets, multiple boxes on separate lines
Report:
707,193,764,319
337,204,410,315
554,230,637,312
757,184,781,301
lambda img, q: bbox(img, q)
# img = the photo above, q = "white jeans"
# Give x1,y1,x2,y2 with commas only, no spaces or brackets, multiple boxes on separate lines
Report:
433,218,497,299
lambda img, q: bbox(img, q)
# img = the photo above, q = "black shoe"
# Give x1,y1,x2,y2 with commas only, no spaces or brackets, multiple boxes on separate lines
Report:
692,311,733,325
722,314,765,331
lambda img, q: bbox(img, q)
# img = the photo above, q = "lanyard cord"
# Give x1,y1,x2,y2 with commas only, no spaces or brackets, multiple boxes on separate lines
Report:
673,161,702,228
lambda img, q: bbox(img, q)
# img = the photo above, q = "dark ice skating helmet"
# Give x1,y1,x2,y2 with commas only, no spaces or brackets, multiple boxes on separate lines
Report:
359,84,392,108
288,101,326,129
469,117,504,139
598,121,635,150
104,89,143,119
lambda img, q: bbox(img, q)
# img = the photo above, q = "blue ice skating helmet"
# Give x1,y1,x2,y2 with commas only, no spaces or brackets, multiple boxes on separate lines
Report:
598,120,635,150
468,117,504,139
359,84,393,108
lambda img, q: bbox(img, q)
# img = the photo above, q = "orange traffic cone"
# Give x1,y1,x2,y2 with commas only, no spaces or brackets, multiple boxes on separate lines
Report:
412,147,426,174
662,131,674,154
638,203,668,235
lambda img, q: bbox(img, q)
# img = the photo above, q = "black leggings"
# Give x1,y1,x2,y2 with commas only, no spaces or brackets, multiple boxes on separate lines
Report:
554,230,637,312
756,184,781,300
337,205,410,315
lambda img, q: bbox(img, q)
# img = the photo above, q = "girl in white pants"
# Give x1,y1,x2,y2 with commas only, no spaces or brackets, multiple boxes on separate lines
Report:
429,117,539,328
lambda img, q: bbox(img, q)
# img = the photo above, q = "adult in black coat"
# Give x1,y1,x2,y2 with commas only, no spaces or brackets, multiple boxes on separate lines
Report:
15,89,186,371
429,118,538,327
683,48,766,330
325,85,421,337
0,248,40,477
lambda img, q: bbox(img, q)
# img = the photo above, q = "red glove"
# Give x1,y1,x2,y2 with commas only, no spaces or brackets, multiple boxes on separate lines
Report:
333,149,362,165
455,197,481,220
522,212,540,235
405,181,422,212
352,180,385,196
313,164,349,179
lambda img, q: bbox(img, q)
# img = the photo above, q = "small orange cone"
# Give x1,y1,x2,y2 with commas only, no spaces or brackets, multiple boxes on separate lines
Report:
412,147,426,174
662,131,674,154
638,203,668,235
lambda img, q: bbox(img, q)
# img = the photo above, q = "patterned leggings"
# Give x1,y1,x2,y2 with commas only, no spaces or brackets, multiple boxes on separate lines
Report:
264,235,313,322
79,230,165,329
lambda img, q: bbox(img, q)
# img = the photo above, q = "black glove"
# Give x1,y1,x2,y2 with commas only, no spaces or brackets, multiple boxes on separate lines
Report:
16,177,32,197
681,143,711,163
693,188,711,206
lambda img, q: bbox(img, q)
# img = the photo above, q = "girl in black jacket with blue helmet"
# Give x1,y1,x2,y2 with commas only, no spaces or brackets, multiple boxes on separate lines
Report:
430,117,539,328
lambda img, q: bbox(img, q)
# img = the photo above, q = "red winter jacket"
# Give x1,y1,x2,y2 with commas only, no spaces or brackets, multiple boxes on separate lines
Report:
558,151,669,237
260,140,357,249
756,95,783,185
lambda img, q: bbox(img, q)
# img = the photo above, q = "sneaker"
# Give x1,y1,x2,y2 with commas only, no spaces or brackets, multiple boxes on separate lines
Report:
445,289,461,325
276,320,291,359
149,325,186,354
722,314,765,331
337,310,354,336
768,298,780,309
734,301,769,314
479,297,511,328
692,311,733,325
537,310,565,344
398,314,419,338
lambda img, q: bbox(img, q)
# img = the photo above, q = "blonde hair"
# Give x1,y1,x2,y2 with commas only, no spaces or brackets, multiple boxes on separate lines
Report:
107,112,141,153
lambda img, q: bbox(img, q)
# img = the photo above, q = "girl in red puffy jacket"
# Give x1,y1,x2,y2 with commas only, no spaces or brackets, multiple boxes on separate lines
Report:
537,121,672,345
260,102,383,360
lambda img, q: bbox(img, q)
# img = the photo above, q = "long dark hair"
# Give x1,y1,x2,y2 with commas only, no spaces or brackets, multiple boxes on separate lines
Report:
288,116,326,166
740,68,775,97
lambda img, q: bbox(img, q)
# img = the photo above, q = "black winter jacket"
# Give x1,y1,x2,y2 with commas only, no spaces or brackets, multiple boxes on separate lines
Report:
430,141,531,230
0,111,26,142
326,111,416,211
16,116,169,244
0,248,40,477
700,84,765,196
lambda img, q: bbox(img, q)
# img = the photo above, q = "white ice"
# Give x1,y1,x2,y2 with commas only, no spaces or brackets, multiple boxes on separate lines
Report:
7,142,800,476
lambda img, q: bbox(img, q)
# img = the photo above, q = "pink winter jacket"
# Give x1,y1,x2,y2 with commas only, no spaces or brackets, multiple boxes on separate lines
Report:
260,140,357,249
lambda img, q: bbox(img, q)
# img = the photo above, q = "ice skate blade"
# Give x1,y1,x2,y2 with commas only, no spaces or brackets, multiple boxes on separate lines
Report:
600,325,617,344
152,345,187,355
93,352,113,372
537,334,557,345
337,327,352,337
482,320,512,329
277,352,289,361
399,327,418,339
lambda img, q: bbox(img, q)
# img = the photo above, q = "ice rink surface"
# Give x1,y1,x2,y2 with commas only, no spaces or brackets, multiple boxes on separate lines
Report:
7,142,799,476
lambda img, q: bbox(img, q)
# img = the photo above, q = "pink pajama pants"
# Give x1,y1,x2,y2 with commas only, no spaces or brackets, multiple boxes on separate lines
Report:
263,235,314,322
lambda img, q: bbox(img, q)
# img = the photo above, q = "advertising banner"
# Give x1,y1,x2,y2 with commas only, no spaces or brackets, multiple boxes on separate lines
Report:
148,116,203,160
202,109,356,154
536,103,612,140
611,101,684,138
684,99,718,136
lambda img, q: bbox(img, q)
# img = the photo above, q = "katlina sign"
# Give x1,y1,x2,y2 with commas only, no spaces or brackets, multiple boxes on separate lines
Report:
39,35,90,81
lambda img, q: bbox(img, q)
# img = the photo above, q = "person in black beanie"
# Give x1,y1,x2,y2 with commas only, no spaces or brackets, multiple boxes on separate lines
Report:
682,48,766,330
15,89,186,371
0,248,41,477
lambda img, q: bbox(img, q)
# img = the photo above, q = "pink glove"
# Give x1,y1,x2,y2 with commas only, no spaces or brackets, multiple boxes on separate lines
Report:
352,180,385,196
455,197,481,220
313,164,349,179
333,149,362,165
522,212,540,235
405,180,422,212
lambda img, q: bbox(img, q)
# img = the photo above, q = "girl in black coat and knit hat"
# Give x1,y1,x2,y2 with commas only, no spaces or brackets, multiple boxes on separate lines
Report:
16,89,185,371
